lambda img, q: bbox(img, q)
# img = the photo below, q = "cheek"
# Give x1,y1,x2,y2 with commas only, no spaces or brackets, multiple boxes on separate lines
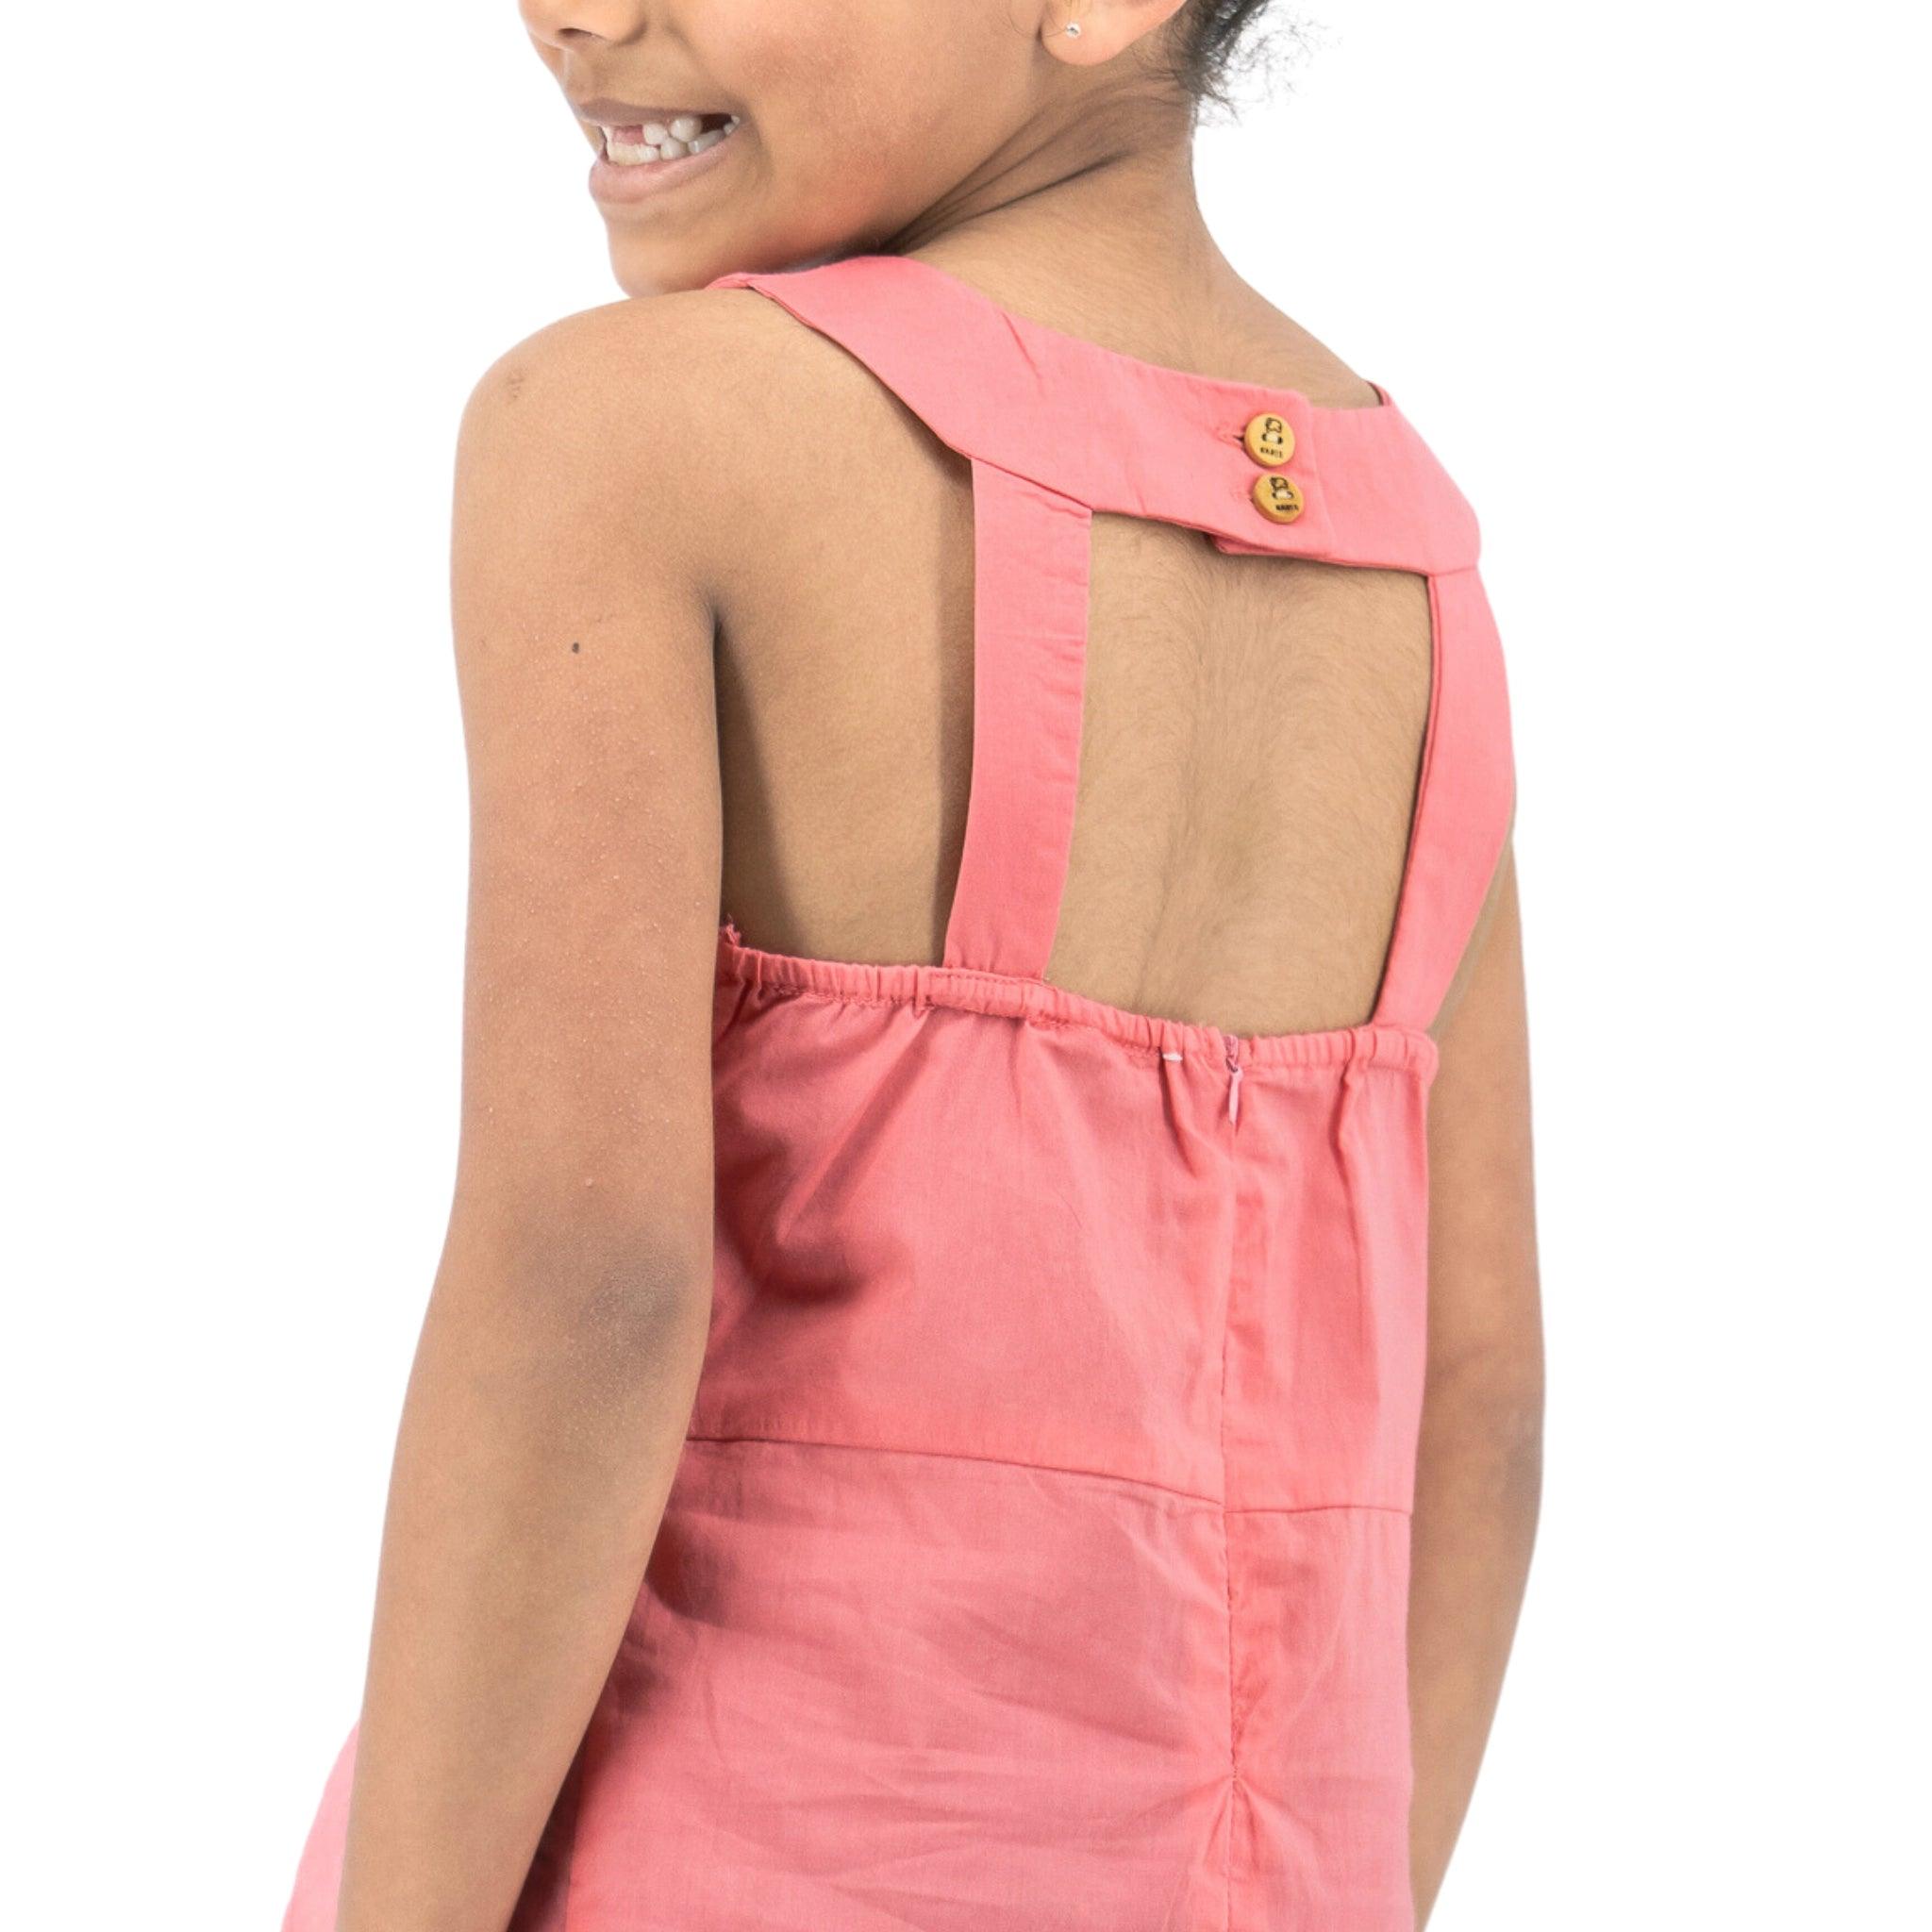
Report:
734,3,1033,192
653,0,1042,268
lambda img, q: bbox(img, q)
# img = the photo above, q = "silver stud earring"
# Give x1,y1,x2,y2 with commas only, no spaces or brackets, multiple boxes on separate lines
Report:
1063,20,1083,35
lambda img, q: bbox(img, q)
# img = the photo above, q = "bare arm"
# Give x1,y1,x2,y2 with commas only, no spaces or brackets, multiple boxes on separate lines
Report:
332,305,724,1932
1408,839,1544,1924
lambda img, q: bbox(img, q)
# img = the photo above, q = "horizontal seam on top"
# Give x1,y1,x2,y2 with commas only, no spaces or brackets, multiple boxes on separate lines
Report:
1226,1501,1413,1517
684,1430,1217,1504
683,1432,1412,1517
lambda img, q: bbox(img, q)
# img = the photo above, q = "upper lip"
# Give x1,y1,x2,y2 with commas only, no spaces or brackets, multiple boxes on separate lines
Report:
572,95,731,125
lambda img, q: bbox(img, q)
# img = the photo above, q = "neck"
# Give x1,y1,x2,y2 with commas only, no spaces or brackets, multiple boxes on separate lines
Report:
878,100,1246,351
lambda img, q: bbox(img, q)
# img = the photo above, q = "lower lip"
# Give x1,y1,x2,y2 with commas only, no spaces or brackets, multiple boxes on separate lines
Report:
588,128,740,206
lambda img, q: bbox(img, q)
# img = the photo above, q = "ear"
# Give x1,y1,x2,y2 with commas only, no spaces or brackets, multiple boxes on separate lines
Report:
1041,0,1191,68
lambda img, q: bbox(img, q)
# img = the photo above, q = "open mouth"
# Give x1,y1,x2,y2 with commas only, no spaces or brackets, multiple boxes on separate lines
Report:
596,112,741,166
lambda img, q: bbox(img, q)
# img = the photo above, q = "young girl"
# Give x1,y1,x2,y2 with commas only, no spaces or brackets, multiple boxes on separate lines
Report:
283,2,1542,1927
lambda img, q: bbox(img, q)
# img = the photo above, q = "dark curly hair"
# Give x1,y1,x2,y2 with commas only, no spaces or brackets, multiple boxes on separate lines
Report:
1162,1,1305,115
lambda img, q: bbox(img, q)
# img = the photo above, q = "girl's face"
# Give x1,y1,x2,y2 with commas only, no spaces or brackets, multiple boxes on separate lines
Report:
520,0,1176,293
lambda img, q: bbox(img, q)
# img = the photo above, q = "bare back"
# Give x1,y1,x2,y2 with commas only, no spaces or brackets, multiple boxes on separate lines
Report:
709,257,1442,1039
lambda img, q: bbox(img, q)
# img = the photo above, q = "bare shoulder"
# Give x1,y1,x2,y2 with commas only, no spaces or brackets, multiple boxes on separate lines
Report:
463,285,808,421
445,291,803,703
456,289,778,520
456,284,891,597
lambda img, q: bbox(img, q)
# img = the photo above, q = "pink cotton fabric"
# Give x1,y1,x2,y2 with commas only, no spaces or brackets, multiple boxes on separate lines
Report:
282,252,1515,1932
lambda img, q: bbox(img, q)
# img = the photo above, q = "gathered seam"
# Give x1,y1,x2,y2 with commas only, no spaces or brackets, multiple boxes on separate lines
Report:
716,950,1438,1079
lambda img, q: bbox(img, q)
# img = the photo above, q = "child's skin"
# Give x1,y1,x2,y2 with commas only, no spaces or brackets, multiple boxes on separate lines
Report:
331,5,1543,1929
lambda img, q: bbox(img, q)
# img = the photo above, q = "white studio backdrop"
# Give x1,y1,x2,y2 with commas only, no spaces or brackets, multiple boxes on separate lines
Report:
4,3,1924,1925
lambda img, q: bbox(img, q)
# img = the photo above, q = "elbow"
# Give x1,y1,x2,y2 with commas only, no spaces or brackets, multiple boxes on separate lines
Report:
1489,1390,1543,1515
497,1235,713,1423
433,1209,714,1368
555,1239,714,1356
1420,1357,1544,1514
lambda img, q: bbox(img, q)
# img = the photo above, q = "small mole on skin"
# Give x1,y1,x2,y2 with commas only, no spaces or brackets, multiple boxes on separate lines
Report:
571,641,581,653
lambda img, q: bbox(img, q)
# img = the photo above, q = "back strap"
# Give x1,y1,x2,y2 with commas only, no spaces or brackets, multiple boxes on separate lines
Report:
1371,567,1516,1031
711,258,1099,980
943,463,1093,979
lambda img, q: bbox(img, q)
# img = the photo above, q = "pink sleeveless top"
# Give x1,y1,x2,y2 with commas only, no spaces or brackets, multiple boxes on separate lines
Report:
283,252,1514,1932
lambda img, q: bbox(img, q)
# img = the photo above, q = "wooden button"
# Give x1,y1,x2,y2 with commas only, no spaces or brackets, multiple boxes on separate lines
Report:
1252,473,1305,523
1241,411,1294,467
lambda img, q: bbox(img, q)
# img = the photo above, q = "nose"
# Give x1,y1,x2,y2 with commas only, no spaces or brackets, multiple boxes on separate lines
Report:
520,0,650,48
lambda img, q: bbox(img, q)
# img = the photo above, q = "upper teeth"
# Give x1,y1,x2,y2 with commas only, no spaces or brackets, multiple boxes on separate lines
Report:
602,114,741,165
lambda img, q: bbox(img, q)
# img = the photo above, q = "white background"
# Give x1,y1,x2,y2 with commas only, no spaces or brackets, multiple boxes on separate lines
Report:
5,2,1925,1925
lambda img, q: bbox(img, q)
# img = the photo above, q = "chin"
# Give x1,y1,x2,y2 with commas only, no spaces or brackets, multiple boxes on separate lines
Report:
601,209,891,298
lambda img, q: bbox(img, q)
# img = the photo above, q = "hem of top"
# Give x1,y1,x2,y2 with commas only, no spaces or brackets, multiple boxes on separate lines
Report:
716,919,1438,1078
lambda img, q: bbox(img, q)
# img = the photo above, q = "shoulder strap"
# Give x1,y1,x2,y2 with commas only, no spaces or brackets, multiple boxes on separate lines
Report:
1370,566,1516,1031
709,257,1094,978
